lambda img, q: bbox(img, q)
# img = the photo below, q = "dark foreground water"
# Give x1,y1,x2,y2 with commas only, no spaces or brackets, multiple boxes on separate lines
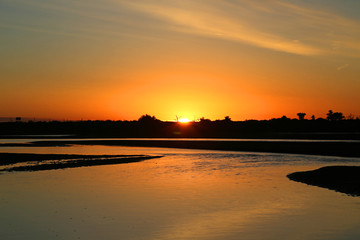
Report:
1,142,360,240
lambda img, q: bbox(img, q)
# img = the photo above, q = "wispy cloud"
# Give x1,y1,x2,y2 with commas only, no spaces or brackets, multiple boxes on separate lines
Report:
2,0,360,57
120,0,321,56
119,0,360,57
337,64,349,71
0,0,150,40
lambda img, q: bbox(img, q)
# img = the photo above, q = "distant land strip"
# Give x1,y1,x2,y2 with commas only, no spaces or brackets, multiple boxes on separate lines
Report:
3,140,359,158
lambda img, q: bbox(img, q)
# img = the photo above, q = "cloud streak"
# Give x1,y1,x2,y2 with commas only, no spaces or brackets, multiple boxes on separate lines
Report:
2,0,360,57
120,0,360,57
337,64,349,71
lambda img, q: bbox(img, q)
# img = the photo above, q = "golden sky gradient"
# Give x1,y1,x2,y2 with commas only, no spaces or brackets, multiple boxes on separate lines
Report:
1,0,360,121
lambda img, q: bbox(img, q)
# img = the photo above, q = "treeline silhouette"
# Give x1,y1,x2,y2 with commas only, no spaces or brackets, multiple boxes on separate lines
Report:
1,111,360,139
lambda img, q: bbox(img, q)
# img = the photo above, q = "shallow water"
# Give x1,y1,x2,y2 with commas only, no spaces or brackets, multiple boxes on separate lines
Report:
1,144,360,240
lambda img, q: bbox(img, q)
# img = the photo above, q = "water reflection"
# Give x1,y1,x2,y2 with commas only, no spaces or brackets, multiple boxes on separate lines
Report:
1,145,360,239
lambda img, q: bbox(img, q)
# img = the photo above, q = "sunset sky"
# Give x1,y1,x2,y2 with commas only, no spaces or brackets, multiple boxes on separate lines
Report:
1,0,360,121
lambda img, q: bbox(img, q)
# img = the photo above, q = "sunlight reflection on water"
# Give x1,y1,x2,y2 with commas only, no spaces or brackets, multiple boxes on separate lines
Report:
1,144,360,240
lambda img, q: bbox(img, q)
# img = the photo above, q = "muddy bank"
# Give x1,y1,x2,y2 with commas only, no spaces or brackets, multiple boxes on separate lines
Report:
0,153,150,165
0,153,162,172
287,166,360,196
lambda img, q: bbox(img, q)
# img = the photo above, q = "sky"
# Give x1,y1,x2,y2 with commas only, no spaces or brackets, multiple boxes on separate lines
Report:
1,0,360,121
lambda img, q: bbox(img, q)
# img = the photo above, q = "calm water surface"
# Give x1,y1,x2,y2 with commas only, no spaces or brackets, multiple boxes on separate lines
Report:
1,143,360,240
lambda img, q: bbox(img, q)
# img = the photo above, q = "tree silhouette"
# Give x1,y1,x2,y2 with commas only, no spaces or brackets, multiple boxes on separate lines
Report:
138,114,159,123
223,116,232,122
326,110,333,120
199,117,211,123
326,110,344,121
297,112,306,120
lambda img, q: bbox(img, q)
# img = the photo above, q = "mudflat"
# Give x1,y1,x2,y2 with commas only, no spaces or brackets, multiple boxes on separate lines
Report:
0,152,162,172
288,166,360,196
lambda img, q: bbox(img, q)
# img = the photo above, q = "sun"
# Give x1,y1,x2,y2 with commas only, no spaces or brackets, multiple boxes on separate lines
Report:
178,118,191,123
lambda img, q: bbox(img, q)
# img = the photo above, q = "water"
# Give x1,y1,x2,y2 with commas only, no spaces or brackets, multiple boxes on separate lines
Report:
1,141,360,240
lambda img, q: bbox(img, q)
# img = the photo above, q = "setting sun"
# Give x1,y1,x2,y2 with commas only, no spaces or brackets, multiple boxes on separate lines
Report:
178,118,191,123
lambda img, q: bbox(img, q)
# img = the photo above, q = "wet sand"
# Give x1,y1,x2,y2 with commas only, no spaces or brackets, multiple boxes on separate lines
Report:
3,139,359,158
0,153,162,172
288,166,360,196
